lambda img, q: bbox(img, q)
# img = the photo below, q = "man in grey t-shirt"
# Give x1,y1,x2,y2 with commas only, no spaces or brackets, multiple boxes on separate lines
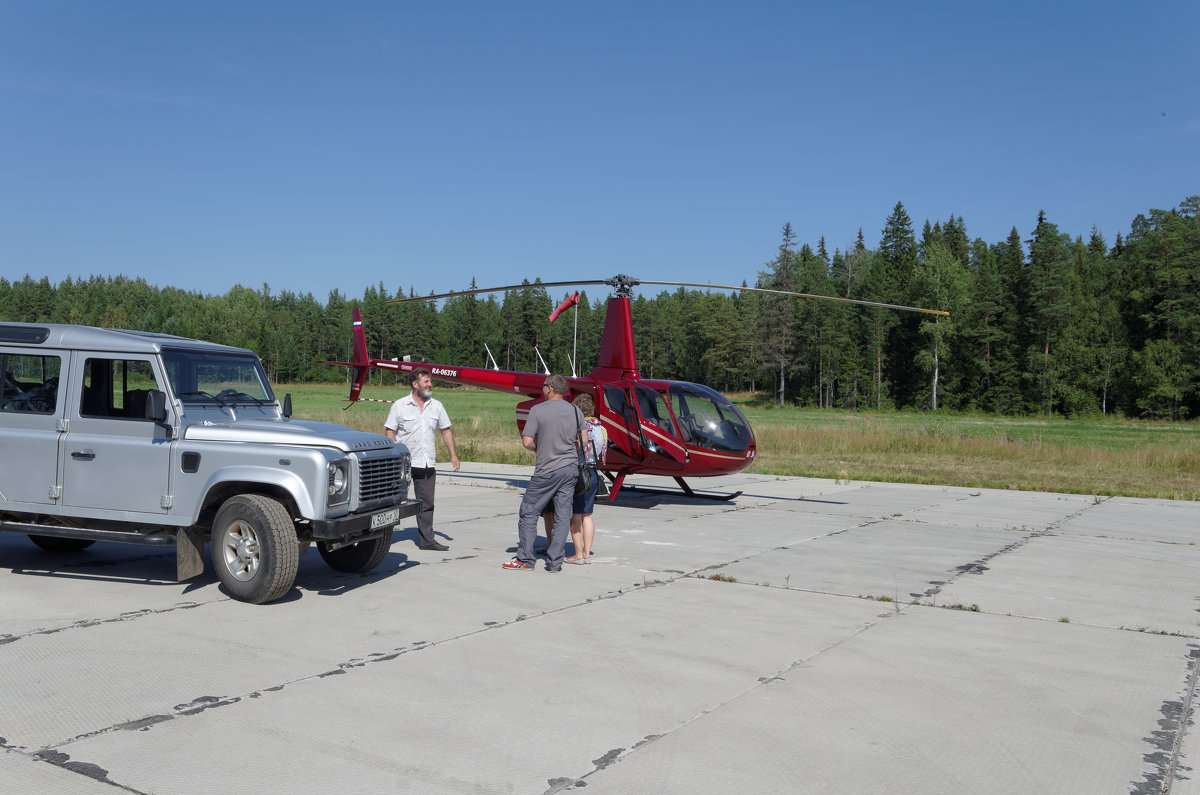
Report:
503,374,582,572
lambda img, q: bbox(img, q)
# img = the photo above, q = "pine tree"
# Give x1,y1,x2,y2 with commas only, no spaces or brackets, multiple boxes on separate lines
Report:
992,228,1030,413
760,224,798,405
878,203,918,407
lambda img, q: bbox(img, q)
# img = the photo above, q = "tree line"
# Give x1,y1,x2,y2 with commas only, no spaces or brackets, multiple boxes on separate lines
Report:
2,195,1197,420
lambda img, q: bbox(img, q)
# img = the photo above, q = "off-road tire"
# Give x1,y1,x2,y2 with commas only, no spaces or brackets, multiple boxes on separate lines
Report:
318,534,392,573
211,494,299,604
29,535,95,552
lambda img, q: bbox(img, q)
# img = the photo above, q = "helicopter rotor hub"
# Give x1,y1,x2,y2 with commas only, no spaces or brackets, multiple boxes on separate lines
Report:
605,273,640,298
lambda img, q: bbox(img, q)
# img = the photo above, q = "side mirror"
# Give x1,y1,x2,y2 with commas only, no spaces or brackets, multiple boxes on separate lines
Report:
145,389,174,438
283,393,292,418
145,389,168,422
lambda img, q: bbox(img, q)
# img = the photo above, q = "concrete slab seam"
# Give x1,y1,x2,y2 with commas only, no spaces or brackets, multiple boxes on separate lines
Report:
29,749,133,793
12,584,686,758
917,531,1041,602
0,601,205,646
1043,494,1112,534
544,608,901,792
1133,643,1200,794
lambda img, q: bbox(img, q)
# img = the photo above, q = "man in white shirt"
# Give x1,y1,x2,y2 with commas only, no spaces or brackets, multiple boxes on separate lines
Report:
384,368,460,551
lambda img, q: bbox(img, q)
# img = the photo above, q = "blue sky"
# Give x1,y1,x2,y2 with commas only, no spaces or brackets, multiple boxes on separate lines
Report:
2,1,1196,303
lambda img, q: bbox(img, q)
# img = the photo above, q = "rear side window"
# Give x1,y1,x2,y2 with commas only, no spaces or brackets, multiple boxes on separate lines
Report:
0,353,62,414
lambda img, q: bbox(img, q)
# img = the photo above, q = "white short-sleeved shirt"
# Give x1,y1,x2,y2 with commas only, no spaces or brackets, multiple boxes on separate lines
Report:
385,394,451,468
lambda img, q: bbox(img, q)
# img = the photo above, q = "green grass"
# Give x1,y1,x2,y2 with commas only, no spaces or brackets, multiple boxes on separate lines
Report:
281,382,1200,500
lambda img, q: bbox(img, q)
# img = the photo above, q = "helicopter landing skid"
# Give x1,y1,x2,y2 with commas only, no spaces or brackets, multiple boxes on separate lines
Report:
604,473,742,503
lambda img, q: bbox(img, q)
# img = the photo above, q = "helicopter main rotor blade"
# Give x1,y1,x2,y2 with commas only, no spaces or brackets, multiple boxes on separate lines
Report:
636,280,950,317
389,274,948,316
388,279,610,304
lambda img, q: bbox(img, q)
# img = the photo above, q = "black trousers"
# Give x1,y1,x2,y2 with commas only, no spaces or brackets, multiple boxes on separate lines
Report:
411,467,437,546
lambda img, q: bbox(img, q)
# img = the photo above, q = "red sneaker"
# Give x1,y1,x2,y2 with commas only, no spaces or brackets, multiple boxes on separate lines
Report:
502,558,533,571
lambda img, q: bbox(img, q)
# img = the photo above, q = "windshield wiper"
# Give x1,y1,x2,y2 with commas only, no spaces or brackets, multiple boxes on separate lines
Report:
181,390,218,401
217,389,267,405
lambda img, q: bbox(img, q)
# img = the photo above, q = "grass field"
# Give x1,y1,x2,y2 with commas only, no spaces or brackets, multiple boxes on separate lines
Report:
281,381,1200,501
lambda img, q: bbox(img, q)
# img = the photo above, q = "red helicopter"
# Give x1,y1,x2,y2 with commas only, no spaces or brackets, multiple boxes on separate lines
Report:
321,274,948,501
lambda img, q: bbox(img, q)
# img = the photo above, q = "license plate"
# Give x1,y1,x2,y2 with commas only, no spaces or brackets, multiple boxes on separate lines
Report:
370,508,400,529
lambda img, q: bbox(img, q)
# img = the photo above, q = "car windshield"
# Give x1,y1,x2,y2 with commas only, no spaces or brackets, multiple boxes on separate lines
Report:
162,348,274,404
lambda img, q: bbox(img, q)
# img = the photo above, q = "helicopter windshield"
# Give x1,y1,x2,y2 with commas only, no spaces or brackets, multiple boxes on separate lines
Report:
668,382,754,454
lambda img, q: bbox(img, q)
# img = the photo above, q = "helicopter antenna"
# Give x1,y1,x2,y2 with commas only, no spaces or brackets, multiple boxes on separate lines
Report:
533,345,551,376
483,342,500,370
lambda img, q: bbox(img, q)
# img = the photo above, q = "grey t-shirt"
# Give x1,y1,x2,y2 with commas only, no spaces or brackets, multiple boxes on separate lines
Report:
524,398,582,475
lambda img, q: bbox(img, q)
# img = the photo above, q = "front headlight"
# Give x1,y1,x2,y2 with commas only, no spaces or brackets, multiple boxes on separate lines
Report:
328,460,350,504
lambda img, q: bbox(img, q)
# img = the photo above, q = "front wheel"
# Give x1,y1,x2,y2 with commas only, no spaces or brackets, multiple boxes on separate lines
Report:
318,535,392,573
211,494,299,604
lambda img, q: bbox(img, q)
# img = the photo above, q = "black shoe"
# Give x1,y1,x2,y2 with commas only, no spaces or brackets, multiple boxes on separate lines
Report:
418,542,449,551
546,565,562,573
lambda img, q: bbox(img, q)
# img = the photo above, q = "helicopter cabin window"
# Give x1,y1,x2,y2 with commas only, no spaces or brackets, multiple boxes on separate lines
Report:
632,384,678,437
668,383,753,454
1,353,61,414
601,385,639,456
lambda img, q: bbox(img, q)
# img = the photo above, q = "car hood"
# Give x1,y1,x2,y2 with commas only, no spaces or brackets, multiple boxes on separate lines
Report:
182,418,398,453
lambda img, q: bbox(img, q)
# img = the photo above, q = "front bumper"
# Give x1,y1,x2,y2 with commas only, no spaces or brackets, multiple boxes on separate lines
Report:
310,498,421,540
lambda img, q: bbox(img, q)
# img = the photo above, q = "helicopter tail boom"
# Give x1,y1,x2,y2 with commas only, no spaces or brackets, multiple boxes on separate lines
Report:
316,307,374,403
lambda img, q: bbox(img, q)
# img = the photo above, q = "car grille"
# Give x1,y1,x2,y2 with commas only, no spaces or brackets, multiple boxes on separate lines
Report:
358,452,408,504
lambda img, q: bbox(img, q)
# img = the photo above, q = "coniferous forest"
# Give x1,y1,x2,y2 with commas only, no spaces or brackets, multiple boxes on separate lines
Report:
2,196,1197,420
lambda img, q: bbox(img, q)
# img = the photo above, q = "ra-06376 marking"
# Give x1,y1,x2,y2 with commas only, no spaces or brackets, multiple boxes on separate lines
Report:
0,321,421,604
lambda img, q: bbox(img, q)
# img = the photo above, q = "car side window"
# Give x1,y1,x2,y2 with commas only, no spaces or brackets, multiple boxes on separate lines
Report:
0,353,62,414
80,357,161,420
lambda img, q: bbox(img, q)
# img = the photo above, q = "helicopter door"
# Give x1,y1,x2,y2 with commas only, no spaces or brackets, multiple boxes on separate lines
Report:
599,384,645,462
628,382,687,469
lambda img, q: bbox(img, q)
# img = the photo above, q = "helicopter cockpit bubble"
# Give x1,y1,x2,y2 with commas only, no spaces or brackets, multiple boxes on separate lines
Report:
668,382,754,454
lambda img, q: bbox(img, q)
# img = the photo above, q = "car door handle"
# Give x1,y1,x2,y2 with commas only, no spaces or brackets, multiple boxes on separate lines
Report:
71,450,96,460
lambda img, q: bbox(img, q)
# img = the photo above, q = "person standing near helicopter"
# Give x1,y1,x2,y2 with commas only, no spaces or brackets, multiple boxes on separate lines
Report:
504,374,580,572
385,368,460,551
565,393,606,564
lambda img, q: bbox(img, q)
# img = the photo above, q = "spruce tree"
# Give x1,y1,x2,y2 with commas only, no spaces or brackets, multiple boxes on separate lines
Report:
760,224,798,405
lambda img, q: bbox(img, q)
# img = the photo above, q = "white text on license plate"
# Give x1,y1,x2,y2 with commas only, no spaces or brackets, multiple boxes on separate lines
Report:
370,508,400,529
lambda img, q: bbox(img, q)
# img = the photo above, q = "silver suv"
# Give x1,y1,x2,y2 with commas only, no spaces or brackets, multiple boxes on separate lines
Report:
0,322,420,603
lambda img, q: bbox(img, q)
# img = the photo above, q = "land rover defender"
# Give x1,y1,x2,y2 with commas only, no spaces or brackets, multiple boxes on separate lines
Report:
0,322,420,603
